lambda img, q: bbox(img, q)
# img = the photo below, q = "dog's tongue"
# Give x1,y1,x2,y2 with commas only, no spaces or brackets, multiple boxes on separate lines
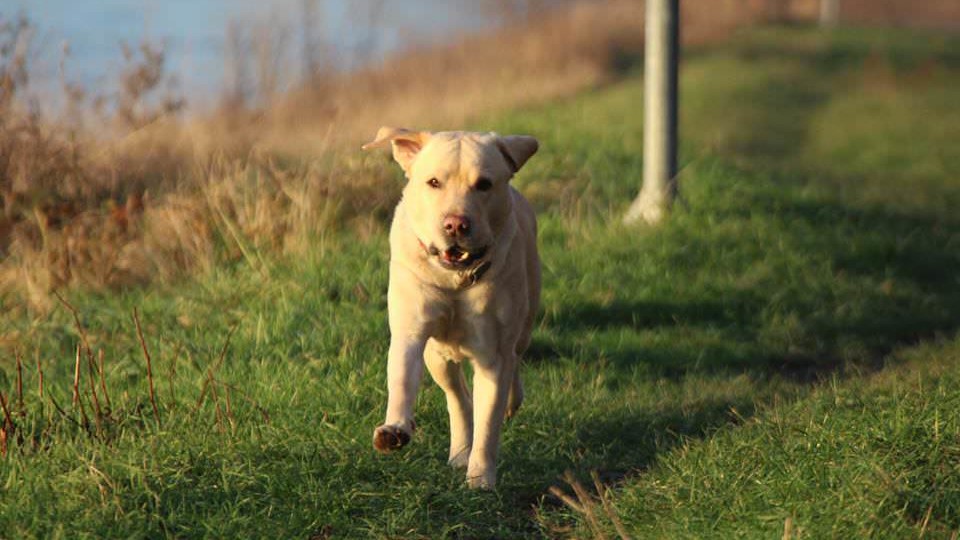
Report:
443,247,470,263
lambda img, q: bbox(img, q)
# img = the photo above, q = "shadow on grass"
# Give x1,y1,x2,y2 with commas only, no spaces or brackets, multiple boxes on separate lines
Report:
500,393,760,514
515,200,960,534
531,192,960,375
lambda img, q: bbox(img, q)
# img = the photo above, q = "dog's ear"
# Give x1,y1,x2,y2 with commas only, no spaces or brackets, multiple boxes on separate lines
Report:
362,126,431,174
496,135,539,175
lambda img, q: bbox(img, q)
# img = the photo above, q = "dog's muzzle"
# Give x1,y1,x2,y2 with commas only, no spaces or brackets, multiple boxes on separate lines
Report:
418,239,491,286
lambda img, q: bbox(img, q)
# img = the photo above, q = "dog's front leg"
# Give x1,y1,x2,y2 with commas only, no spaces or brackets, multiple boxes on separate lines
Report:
466,351,515,489
373,338,426,452
424,341,473,468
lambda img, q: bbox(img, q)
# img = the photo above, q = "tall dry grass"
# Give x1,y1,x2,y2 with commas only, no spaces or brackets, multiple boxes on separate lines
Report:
842,0,960,30
0,16,199,310
262,0,770,154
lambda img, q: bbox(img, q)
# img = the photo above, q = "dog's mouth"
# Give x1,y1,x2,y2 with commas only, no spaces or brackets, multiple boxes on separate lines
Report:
431,244,488,269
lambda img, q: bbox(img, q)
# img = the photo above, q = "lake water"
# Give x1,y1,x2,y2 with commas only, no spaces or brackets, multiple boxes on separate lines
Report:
7,0,498,109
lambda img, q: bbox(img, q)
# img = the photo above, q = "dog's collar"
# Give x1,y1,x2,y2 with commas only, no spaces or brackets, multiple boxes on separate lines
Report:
458,260,492,288
416,237,492,288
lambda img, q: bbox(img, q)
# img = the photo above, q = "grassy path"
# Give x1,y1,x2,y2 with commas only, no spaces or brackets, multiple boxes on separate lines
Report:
1,26,960,538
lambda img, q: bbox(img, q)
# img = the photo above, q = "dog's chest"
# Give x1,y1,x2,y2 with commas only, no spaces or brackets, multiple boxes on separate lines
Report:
429,288,495,361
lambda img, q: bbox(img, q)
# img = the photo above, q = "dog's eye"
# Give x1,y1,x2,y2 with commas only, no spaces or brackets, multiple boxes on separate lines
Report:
475,177,493,192
426,178,441,189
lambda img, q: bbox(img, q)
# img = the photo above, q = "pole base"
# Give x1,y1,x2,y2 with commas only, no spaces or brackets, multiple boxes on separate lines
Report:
624,188,669,226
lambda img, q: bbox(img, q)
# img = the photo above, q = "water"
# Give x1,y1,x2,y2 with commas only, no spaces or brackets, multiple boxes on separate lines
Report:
7,0,497,109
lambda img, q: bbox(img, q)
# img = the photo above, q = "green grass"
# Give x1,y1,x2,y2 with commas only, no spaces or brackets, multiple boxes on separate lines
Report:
2,25,960,538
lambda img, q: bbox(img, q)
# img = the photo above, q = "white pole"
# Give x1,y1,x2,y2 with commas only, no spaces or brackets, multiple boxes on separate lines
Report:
625,0,679,226
820,0,840,27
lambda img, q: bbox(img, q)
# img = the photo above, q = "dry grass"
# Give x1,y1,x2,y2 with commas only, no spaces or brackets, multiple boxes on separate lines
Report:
262,0,766,153
842,0,960,30
0,0,954,312
544,471,633,539
2,145,401,311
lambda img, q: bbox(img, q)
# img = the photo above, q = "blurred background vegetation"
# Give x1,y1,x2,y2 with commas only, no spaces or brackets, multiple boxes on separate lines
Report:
1,0,955,310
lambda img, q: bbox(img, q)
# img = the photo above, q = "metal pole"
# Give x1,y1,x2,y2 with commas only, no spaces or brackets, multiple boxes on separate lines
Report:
625,0,678,226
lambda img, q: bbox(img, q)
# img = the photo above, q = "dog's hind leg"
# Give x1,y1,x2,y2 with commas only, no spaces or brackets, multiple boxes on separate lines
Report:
424,339,473,468
506,368,523,420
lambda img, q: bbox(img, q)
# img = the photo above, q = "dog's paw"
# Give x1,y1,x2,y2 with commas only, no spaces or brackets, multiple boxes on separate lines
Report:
506,385,523,420
505,402,521,421
448,447,471,469
466,465,496,490
372,424,412,453
466,471,496,490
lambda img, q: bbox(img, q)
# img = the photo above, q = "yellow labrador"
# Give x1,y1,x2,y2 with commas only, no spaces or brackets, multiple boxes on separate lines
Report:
362,127,540,489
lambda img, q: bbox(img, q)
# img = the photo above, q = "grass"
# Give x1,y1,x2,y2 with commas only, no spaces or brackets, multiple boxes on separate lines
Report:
2,24,960,538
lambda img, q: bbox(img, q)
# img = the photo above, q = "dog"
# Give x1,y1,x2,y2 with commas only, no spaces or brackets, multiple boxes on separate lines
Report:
362,127,541,489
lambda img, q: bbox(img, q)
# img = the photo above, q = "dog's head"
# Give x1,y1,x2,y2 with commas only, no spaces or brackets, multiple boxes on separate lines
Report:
364,127,538,270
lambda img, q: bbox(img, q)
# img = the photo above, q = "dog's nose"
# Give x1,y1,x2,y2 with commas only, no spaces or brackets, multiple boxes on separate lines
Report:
443,215,471,237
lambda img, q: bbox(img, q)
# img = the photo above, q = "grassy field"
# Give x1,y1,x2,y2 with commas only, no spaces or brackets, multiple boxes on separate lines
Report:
2,25,960,538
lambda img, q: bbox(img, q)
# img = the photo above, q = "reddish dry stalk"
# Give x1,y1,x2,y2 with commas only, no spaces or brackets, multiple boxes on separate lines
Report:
919,504,934,538
55,291,93,354
0,392,14,432
564,471,608,540
208,374,224,433
222,382,236,431
72,344,82,406
15,350,23,414
216,323,238,369
36,358,44,398
547,484,585,514
132,308,161,428
195,379,209,410
168,342,181,406
0,392,14,457
219,381,270,423
73,344,90,430
85,351,104,435
593,472,631,540
56,291,100,420
195,324,237,411
47,393,73,425
97,349,112,411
